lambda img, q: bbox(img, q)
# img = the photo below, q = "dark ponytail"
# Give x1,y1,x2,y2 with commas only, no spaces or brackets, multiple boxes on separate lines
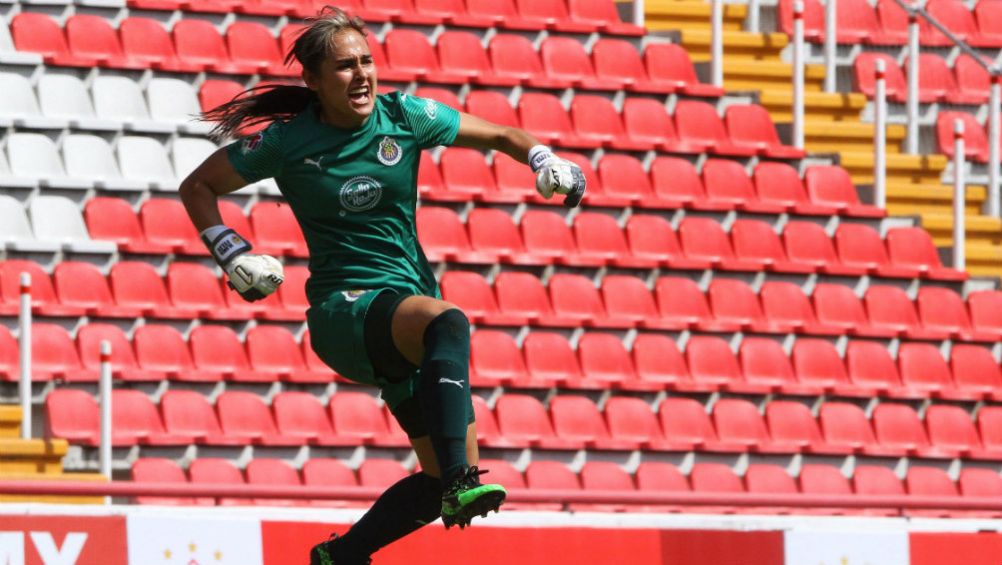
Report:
200,5,367,141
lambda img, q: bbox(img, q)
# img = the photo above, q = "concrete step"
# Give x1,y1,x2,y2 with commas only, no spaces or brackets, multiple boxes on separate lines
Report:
680,29,788,61
722,60,827,92
886,183,987,216
803,121,907,153
838,151,947,185
759,90,866,122
0,406,21,439
0,472,106,505
0,438,69,474
920,213,1002,248
645,0,748,31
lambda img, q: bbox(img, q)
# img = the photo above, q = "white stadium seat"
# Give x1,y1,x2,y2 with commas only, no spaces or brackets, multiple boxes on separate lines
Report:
92,76,175,133
0,73,67,129
6,133,91,190
171,137,218,181
148,77,213,135
38,74,119,131
63,134,147,192
29,195,116,254
0,195,59,252
116,136,177,190
0,148,36,189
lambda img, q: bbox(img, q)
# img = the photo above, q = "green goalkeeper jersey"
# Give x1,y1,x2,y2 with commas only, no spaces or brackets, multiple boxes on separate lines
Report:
226,92,460,306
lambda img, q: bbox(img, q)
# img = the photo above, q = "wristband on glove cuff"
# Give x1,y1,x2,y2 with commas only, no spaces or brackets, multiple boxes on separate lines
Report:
528,145,556,172
200,225,252,267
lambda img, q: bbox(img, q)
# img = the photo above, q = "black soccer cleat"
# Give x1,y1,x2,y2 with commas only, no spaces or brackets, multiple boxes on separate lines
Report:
308,534,371,565
440,466,507,530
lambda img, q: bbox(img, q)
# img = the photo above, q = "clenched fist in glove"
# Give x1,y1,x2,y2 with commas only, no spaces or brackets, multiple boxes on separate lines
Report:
201,225,284,302
529,145,586,207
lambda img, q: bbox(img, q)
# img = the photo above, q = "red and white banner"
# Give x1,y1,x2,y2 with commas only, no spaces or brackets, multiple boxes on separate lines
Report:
0,515,127,565
126,514,263,565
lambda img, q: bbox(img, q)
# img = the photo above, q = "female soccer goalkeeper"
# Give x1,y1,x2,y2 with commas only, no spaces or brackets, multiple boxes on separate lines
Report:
178,5,585,564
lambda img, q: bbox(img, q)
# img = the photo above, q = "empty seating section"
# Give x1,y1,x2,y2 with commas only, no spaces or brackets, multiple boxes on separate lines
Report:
3,0,999,516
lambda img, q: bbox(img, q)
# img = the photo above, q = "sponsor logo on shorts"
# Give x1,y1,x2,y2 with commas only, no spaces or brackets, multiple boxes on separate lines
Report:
376,136,402,166
342,290,369,302
339,175,383,212
241,132,264,154
424,99,438,120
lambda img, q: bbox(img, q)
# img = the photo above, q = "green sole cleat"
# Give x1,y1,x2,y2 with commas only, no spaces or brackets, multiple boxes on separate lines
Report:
441,467,507,530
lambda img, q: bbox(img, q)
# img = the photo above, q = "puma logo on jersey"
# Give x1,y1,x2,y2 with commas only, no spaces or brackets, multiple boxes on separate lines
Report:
304,156,325,171
438,377,464,389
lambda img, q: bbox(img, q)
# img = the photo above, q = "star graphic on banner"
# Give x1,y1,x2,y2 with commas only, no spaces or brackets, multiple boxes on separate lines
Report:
189,542,197,553
165,549,173,559
215,550,223,561
841,557,849,565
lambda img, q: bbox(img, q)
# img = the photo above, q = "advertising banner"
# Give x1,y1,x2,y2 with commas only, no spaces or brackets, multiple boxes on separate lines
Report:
785,530,910,565
126,514,263,565
0,515,127,565
910,532,1002,565
660,529,785,565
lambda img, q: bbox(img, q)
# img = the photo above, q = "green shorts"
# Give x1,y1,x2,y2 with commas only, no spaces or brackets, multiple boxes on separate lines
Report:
306,288,419,410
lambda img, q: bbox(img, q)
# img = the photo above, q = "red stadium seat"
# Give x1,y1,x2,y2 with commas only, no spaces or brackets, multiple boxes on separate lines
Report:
189,325,269,382
674,100,756,157
779,0,824,41
199,79,246,114
249,202,308,258
539,36,618,90
884,227,967,281
160,390,244,444
384,29,464,84
686,335,747,390
577,332,653,390
819,402,900,456
440,271,525,327
782,221,865,276
767,400,849,454
917,286,995,341
655,276,736,332
473,397,525,448
467,0,542,29
846,340,908,394
167,263,251,321
131,459,194,505
357,459,410,489
836,0,899,44
578,461,636,511
329,392,407,447
936,111,988,163
415,87,463,111
417,151,445,199
550,395,639,449
762,281,841,338
45,389,103,445
643,43,723,97
791,338,855,394
416,207,491,264
272,391,351,446
967,291,1002,339
519,92,597,149
467,90,519,128
731,219,814,273
247,326,328,382
753,162,836,215
490,154,537,202
898,342,974,400
622,99,695,155
744,464,799,514
659,397,743,452
591,38,666,93
625,214,710,270
217,390,303,445
33,324,95,382
522,331,582,385
134,325,217,382
678,217,761,271
804,166,884,217
741,337,823,395
65,15,143,69
863,285,949,340
467,208,543,264
245,459,306,507
112,389,188,446
363,34,414,83
10,13,97,67
978,407,1002,453
520,209,602,267
959,468,1002,498
708,279,785,334
495,394,582,449
873,403,957,458
487,34,567,88
524,461,581,503
813,283,895,337
140,199,208,255
574,211,656,268
702,159,785,213
631,334,697,389
573,97,653,151
549,273,631,328
689,463,744,511
713,398,790,452
470,330,529,387
953,54,992,105
172,20,258,74
189,459,248,506
928,0,998,47
438,147,496,200
0,327,17,382
601,275,676,331
516,0,596,32
84,197,172,254
494,272,574,327
853,465,905,499
415,0,493,26
109,262,198,320
925,404,1000,459
76,323,155,382
363,0,440,23
225,22,294,76
436,31,515,86
724,104,806,158
951,344,1002,400
1,261,85,318
53,262,142,319
604,397,680,450
799,465,854,513
648,156,719,208
120,17,201,72
565,0,643,33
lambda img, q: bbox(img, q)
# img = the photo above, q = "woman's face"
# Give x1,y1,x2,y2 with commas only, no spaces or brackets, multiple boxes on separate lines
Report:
304,29,377,129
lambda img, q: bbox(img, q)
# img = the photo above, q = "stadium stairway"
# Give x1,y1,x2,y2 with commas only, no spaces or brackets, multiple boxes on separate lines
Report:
644,0,1001,278
0,405,105,504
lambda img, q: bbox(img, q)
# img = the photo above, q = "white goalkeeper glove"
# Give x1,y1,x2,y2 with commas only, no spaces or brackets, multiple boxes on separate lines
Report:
201,225,284,302
529,145,586,207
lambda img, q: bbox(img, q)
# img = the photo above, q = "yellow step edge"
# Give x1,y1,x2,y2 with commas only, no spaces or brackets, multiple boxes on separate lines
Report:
803,122,907,139
920,213,1002,232
759,90,868,110
887,183,987,202
722,61,827,80
0,406,22,421
646,0,748,17
839,152,948,170
0,438,69,457
680,29,789,49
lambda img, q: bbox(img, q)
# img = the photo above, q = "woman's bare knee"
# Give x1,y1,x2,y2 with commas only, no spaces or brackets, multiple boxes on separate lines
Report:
390,296,461,365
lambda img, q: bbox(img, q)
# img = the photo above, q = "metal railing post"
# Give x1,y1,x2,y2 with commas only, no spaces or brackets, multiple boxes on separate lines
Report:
875,58,887,209
906,5,920,154
793,1,805,149
953,119,966,271
18,273,31,440
632,0,645,28
748,0,761,32
824,0,837,92
99,340,112,503
989,74,1001,218
711,0,724,88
